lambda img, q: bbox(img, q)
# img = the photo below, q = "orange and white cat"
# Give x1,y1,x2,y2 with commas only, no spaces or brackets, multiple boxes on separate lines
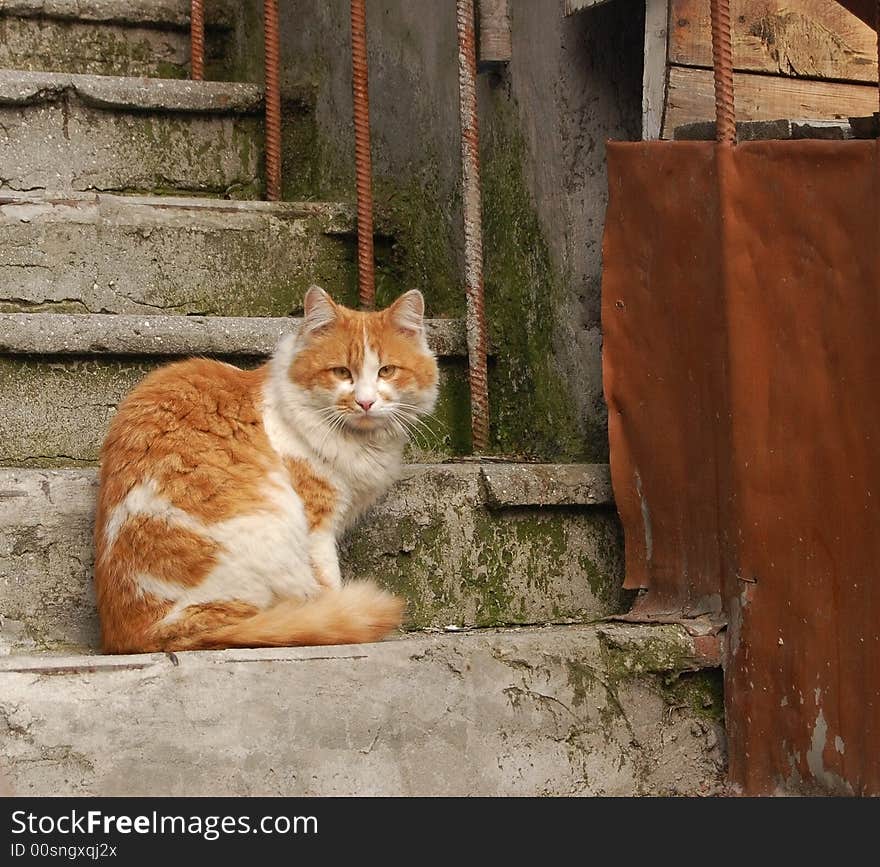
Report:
94,287,438,653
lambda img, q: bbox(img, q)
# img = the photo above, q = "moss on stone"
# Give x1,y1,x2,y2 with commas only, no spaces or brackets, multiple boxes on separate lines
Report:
371,175,463,318
660,670,725,723
341,495,622,630
595,625,725,724
481,100,587,460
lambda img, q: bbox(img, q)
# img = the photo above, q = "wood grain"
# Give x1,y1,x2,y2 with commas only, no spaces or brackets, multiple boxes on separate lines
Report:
478,0,511,63
670,0,878,83
643,0,670,139
662,64,879,137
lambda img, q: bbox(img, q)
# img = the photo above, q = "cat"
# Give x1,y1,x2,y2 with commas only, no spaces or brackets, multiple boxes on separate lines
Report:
93,287,439,653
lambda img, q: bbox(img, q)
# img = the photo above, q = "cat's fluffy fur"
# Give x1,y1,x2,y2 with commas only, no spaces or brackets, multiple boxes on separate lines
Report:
94,288,438,653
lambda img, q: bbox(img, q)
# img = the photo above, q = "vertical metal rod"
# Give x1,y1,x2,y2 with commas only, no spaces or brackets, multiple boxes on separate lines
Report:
876,0,879,118
264,0,282,201
190,0,205,81
350,0,376,308
709,0,736,145
457,0,489,451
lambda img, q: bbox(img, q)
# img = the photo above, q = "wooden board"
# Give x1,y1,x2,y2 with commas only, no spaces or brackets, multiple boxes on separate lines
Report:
662,65,879,137
670,0,878,83
643,0,670,139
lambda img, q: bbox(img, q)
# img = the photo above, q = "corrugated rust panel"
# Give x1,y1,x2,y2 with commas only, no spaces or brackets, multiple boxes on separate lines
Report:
602,138,880,794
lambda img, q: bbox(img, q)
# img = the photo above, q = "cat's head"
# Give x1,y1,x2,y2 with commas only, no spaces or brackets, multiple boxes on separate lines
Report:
282,286,439,437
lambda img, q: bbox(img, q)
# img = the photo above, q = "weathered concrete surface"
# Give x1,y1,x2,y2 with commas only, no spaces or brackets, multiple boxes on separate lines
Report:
0,0,229,27
0,626,727,795
0,69,262,111
0,313,467,357
0,356,470,465
342,463,623,629
0,15,200,78
0,194,359,316
483,462,612,507
596,621,725,675
0,470,95,654
0,71,264,195
0,465,622,652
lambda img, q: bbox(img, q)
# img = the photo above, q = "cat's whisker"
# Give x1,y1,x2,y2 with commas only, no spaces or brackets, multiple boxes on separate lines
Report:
387,409,432,450
393,404,448,433
392,408,443,442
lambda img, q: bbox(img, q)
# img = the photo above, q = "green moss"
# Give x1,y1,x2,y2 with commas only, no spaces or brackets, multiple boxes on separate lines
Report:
342,493,621,630
371,176,463,317
222,0,266,84
481,101,587,460
565,659,601,709
154,61,188,80
661,670,725,723
419,361,471,457
596,626,725,723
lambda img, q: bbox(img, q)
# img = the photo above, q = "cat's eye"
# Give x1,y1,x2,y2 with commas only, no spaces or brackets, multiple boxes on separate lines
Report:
331,367,352,380
378,365,397,378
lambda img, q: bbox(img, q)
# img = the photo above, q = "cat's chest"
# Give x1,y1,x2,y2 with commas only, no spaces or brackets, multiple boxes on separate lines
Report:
324,450,400,526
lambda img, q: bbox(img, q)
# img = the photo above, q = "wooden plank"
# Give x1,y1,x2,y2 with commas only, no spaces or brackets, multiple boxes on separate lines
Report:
670,0,877,84
478,0,511,64
662,64,879,137
643,0,669,139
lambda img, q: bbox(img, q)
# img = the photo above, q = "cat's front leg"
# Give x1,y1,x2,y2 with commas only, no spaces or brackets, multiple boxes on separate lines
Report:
309,530,343,590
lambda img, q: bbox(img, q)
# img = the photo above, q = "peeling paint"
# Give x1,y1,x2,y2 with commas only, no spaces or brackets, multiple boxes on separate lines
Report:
806,707,854,795
634,470,653,565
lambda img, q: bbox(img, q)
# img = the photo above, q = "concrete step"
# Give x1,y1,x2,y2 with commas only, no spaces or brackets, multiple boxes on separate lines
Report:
0,70,269,196
0,312,472,465
0,192,395,317
0,624,726,795
0,0,234,79
0,463,621,653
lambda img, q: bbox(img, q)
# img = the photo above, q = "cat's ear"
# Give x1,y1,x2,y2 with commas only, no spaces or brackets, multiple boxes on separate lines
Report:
302,285,337,336
388,290,425,337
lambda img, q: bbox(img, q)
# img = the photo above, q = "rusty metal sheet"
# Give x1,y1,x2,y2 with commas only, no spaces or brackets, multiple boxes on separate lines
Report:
602,139,880,794
602,141,729,620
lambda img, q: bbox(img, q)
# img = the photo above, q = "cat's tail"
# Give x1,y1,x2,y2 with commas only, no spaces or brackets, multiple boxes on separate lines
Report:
160,581,405,651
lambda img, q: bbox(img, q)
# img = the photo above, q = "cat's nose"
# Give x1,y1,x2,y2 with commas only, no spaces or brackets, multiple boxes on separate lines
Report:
357,398,375,412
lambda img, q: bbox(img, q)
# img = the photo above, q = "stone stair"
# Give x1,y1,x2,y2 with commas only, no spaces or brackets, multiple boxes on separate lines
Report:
0,0,725,795
0,0,235,79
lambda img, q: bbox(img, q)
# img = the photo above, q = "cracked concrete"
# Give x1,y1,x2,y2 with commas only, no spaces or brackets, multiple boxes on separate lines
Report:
0,626,727,796
0,72,264,196
0,312,466,357
0,193,360,316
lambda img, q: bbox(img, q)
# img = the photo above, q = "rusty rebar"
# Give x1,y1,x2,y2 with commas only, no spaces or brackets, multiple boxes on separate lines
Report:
190,0,204,81
710,0,736,145
264,0,282,201
457,0,489,452
350,0,375,308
